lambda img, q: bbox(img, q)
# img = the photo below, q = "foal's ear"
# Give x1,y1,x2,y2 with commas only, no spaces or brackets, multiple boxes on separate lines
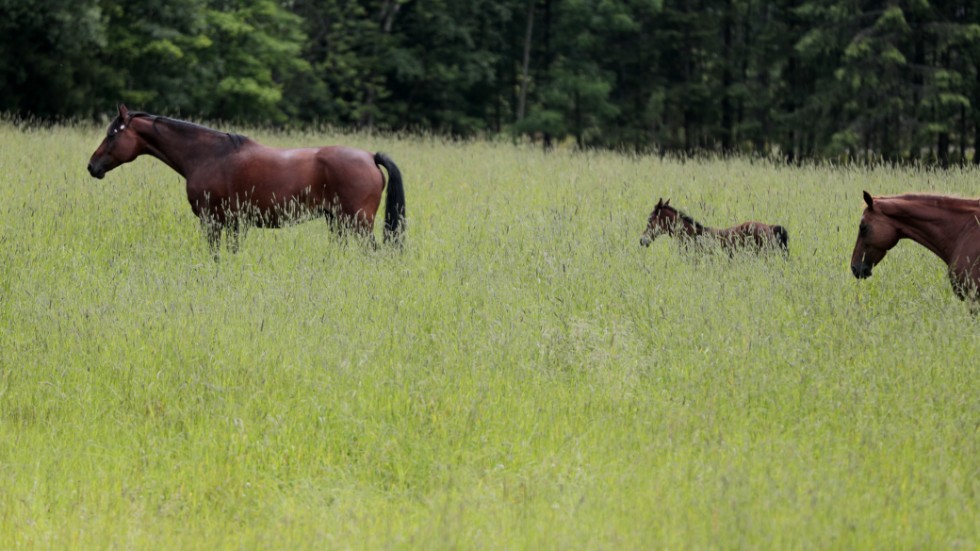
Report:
664,198,670,207
118,103,130,119
655,198,663,208
863,191,874,210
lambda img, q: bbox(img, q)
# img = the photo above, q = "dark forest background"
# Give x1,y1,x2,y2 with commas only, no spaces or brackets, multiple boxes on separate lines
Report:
3,0,980,165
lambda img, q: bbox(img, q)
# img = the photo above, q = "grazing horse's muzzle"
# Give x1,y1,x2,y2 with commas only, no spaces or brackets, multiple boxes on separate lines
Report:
851,263,873,279
87,160,106,179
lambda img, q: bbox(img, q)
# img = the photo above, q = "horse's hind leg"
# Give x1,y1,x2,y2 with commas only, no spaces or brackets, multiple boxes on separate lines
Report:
326,205,376,247
352,213,379,248
323,197,346,235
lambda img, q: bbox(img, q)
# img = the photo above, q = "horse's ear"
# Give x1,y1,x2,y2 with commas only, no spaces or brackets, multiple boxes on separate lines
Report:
863,191,874,210
118,104,129,120
655,198,663,208
665,198,670,207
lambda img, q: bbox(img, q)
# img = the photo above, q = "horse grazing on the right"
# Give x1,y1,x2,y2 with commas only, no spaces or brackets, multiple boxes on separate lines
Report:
850,191,980,302
640,198,789,254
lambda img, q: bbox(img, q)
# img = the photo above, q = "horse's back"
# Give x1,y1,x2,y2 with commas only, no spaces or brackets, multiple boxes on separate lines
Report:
314,146,381,181
205,143,384,225
311,146,385,220
731,221,788,250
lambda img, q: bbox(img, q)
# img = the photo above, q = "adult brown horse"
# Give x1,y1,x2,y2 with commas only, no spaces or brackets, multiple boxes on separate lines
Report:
640,198,789,253
87,104,405,256
850,191,980,301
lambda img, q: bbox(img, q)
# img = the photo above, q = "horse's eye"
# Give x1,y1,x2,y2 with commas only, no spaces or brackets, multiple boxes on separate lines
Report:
859,223,869,236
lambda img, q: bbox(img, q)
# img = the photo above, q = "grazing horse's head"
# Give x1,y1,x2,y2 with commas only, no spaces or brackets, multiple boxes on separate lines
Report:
87,104,142,179
640,198,680,246
850,191,901,279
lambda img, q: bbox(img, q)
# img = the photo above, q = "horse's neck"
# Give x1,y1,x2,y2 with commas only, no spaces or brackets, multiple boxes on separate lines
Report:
134,118,236,178
886,198,976,262
675,216,708,238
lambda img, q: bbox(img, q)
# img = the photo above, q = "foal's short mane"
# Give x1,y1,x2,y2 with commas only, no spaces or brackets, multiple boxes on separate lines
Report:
128,111,248,148
657,204,705,231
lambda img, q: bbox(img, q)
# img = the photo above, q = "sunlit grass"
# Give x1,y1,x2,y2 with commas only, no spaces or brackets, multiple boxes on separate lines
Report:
0,121,977,548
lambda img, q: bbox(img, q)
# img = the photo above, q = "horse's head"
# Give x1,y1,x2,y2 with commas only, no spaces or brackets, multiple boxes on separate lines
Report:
87,104,142,179
850,191,901,279
640,198,679,246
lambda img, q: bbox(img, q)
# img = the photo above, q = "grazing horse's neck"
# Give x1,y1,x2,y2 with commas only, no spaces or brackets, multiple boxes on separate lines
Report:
131,115,247,178
882,195,978,263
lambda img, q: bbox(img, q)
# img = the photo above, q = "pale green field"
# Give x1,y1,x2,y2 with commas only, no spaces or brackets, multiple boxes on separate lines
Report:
0,121,977,549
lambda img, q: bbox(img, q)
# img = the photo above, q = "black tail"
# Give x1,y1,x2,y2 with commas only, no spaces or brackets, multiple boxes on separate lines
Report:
375,152,405,243
773,225,789,251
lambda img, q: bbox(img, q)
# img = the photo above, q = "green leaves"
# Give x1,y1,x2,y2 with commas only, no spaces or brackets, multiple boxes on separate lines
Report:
201,0,311,123
3,0,980,164
0,0,108,117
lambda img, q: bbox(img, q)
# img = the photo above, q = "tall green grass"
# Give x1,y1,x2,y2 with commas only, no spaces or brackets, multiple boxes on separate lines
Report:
0,121,977,548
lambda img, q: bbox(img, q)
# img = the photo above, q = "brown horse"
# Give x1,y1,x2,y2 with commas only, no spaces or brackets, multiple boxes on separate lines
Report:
850,191,980,301
87,104,405,256
640,198,788,253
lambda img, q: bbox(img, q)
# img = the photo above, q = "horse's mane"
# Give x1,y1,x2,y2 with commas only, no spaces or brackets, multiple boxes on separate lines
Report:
883,193,980,213
658,204,705,231
128,112,248,148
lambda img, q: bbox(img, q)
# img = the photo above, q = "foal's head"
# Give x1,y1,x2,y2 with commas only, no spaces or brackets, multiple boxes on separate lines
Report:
640,198,685,246
87,104,143,179
850,191,902,279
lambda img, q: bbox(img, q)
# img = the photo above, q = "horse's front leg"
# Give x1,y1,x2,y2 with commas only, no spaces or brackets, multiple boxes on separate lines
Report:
227,216,248,254
189,191,226,260
948,260,980,302
199,215,223,261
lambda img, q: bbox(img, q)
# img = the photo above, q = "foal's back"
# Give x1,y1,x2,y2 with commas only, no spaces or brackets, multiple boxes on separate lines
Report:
721,221,788,251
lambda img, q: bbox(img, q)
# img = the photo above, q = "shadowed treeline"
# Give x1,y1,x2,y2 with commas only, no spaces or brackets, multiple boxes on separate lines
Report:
3,0,980,165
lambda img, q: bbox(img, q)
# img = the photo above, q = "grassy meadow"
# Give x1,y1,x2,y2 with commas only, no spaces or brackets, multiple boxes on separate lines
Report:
0,120,978,549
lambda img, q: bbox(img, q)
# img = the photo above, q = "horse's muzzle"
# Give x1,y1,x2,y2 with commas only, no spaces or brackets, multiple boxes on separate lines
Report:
851,263,872,279
87,161,105,179
640,235,652,247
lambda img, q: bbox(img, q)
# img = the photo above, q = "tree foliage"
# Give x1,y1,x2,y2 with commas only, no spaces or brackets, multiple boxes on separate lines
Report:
4,0,980,164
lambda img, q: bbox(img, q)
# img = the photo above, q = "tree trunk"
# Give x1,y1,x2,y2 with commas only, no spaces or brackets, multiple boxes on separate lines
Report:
975,59,980,165
959,104,967,166
720,0,734,154
974,119,980,165
542,0,553,149
361,0,401,129
938,131,950,169
517,0,535,122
